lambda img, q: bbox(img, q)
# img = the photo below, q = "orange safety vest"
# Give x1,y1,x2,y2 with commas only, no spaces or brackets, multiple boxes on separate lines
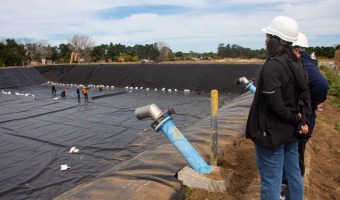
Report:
82,88,87,94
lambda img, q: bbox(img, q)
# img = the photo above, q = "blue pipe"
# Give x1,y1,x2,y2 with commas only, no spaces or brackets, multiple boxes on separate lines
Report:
155,114,212,174
235,77,256,94
246,80,256,94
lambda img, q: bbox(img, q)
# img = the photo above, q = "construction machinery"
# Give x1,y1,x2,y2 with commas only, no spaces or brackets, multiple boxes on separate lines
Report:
70,52,79,64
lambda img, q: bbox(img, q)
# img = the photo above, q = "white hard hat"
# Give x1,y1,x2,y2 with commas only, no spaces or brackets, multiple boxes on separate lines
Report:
262,16,299,42
292,32,309,48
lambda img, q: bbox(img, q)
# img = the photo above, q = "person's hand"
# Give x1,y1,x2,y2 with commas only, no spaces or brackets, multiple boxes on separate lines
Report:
317,104,324,112
299,124,309,135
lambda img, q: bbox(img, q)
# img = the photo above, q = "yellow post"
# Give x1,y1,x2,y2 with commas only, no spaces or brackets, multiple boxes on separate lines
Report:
210,89,218,166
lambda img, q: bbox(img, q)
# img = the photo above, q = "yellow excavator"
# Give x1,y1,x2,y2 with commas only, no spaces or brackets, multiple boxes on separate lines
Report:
116,56,125,62
70,52,79,64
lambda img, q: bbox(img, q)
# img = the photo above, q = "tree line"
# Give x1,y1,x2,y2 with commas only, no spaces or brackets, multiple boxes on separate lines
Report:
217,43,339,59
0,35,338,67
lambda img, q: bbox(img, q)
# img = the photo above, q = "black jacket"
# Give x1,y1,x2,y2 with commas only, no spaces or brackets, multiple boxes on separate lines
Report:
246,54,311,149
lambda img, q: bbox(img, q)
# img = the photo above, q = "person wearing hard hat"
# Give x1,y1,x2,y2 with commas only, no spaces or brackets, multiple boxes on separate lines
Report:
99,85,104,92
292,33,329,177
61,90,67,98
246,16,310,200
82,86,89,102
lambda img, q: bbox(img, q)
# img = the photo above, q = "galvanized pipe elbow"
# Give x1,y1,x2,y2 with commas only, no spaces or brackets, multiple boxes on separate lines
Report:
135,104,163,121
235,77,250,86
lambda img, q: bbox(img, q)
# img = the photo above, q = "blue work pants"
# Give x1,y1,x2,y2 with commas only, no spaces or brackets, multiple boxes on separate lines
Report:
255,142,304,200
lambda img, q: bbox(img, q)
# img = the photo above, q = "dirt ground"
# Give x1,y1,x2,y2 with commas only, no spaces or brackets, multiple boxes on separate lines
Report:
186,61,340,200
186,96,340,200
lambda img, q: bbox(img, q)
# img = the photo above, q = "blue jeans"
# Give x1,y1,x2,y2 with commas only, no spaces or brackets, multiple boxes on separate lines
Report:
255,142,304,200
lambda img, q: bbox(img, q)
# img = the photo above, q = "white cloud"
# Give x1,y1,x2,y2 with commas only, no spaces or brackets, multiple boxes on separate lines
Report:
0,0,339,52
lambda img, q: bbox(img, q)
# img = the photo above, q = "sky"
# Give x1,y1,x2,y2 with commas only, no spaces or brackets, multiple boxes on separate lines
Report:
1,0,339,53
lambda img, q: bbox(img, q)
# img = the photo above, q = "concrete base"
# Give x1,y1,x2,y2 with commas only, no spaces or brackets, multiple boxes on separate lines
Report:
177,166,233,192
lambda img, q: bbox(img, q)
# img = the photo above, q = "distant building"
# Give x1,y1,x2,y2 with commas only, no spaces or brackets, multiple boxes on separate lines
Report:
30,61,39,66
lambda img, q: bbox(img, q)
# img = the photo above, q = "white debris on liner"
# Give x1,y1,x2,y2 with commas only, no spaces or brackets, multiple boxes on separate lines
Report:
69,146,79,153
69,147,76,153
60,165,70,171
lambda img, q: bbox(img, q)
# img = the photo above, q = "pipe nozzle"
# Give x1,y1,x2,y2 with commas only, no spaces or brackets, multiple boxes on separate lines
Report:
135,104,163,121
235,77,250,85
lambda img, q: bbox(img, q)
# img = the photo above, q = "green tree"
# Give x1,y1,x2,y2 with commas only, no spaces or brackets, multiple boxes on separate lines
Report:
107,43,126,61
175,51,183,60
217,43,226,57
56,43,72,63
91,44,108,62
49,46,59,62
202,52,216,60
0,39,27,66
133,44,147,60
306,46,335,59
0,42,5,66
144,44,158,61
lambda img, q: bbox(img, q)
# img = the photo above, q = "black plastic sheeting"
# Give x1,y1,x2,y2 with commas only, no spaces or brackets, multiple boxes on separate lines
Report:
34,64,259,93
0,64,260,200
54,93,256,200
0,67,46,89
